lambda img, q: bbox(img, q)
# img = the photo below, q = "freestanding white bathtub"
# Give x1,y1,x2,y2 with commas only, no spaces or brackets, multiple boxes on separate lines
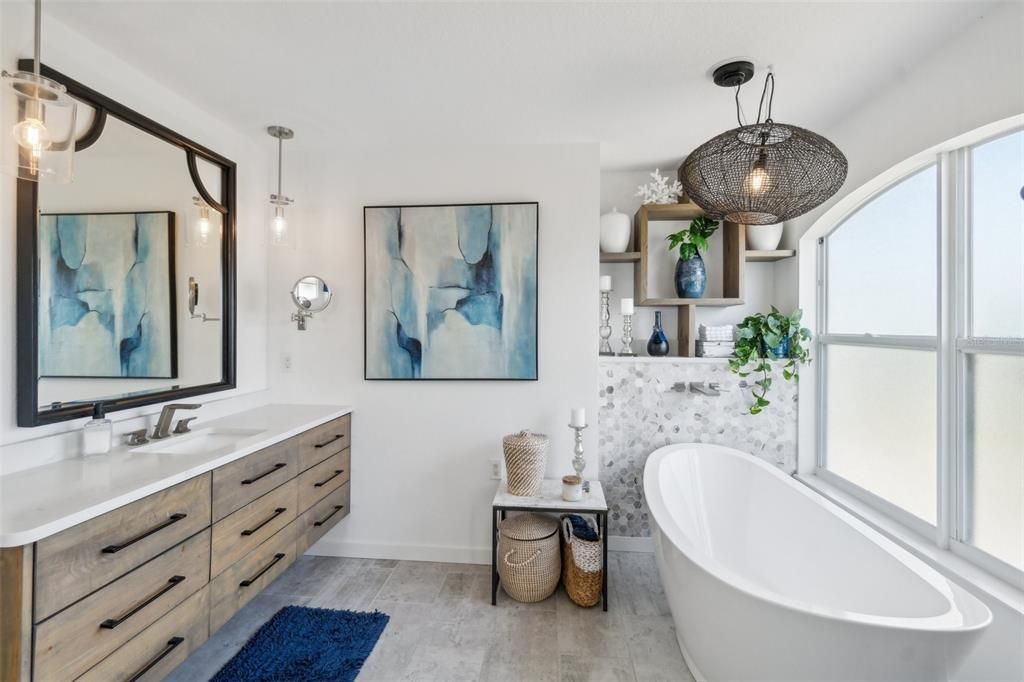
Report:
643,443,992,682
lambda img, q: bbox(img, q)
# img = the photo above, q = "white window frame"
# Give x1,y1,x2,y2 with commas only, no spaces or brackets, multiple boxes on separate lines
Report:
798,116,1024,590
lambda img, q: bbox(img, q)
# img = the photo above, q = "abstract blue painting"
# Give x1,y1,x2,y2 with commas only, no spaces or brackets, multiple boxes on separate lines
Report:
38,211,177,379
364,203,538,380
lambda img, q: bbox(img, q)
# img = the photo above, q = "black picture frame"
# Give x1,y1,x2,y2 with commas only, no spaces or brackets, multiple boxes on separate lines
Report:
16,61,237,426
37,210,179,381
363,201,539,381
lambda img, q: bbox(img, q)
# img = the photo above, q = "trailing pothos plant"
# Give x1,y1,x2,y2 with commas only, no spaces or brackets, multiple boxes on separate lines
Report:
666,216,719,261
728,307,812,415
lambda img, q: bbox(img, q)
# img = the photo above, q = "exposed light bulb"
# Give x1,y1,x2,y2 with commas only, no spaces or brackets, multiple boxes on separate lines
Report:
197,216,211,245
744,154,771,196
13,117,50,174
271,207,288,245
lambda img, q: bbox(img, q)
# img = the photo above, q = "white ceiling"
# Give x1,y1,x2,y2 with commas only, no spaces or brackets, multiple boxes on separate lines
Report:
40,0,1001,170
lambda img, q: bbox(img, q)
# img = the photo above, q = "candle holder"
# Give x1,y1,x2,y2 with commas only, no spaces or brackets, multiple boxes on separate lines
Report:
599,290,615,356
618,314,636,356
568,423,589,490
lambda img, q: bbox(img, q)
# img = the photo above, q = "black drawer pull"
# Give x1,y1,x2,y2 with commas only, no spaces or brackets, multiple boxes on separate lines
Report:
313,469,345,488
241,507,287,536
100,575,186,629
241,462,286,485
240,553,286,587
314,434,345,449
127,636,185,682
314,505,345,527
101,513,188,554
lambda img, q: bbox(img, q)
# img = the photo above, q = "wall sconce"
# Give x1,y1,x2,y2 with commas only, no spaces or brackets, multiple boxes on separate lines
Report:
189,196,213,247
268,125,295,247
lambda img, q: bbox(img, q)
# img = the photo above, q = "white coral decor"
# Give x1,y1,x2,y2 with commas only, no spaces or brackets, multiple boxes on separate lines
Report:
636,169,684,205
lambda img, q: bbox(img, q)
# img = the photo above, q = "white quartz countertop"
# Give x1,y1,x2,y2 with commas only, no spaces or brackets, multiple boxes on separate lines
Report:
0,404,352,548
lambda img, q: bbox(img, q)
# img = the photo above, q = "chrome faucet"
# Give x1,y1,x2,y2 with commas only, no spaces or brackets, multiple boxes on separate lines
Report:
152,404,201,439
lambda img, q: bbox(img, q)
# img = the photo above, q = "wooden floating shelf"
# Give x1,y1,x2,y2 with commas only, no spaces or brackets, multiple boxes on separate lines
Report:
745,249,795,263
638,298,744,308
599,251,641,263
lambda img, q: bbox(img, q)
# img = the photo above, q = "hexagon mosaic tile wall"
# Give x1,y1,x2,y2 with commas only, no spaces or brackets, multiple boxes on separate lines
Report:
598,358,798,537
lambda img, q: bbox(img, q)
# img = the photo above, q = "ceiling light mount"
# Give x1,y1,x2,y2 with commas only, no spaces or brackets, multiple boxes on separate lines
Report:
712,61,755,88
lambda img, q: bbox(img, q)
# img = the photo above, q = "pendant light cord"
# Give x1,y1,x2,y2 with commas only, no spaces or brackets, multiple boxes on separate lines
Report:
33,0,42,76
734,71,776,128
756,72,775,125
276,136,283,196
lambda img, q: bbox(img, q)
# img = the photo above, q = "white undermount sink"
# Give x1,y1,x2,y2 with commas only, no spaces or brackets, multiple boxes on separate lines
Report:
133,427,266,456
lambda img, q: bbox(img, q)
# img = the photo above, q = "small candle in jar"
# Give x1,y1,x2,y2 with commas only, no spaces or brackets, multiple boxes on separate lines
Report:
599,275,612,292
620,298,634,315
570,407,586,427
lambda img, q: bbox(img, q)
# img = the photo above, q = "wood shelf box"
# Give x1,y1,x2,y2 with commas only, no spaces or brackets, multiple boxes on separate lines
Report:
599,251,641,263
745,249,795,263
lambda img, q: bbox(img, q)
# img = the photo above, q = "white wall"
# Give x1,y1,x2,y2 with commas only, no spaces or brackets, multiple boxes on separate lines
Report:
0,5,272,456
266,143,600,563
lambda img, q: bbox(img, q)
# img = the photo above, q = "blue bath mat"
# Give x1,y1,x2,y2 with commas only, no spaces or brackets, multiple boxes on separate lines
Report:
211,606,390,682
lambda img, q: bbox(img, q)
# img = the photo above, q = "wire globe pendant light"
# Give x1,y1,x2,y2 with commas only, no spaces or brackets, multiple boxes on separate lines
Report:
680,62,847,225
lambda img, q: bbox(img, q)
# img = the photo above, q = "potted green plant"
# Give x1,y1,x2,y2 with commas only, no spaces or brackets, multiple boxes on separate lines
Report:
666,216,719,298
728,307,811,415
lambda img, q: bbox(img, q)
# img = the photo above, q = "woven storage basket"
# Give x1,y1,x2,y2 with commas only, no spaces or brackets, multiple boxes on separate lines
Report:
561,515,603,607
502,430,548,496
498,513,561,603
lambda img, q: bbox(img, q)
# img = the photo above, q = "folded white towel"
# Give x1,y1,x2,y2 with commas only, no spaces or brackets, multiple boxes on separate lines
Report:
698,324,735,342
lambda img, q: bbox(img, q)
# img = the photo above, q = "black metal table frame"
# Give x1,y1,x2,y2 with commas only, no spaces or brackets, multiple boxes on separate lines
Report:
491,504,609,611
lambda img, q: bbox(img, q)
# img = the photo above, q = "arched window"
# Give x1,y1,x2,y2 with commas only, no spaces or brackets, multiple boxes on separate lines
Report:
816,127,1023,581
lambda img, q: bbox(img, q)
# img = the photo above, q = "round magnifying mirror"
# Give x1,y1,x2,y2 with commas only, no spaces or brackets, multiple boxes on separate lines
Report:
290,275,332,329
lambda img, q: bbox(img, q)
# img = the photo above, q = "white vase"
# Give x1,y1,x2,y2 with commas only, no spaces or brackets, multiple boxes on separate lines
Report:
745,223,784,251
600,207,631,253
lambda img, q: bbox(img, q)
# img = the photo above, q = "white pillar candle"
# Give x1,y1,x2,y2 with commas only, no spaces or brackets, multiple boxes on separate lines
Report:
570,407,586,427
599,275,612,292
620,298,634,315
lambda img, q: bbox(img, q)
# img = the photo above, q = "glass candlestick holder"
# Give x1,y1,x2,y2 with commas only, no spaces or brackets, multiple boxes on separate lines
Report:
618,314,637,356
599,290,615,356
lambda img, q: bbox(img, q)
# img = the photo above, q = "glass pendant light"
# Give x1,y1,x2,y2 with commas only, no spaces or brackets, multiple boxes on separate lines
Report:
267,125,295,247
2,0,77,183
680,62,848,224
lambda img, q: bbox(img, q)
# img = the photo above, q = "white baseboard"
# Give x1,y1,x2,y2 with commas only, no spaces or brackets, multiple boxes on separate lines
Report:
307,538,492,565
308,535,654,564
608,535,654,553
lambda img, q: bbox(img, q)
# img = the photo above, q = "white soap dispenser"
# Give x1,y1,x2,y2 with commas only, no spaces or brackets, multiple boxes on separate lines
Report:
82,403,112,456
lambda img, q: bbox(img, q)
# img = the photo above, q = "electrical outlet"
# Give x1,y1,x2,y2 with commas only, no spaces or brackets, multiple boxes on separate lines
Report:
490,458,502,480
281,353,293,372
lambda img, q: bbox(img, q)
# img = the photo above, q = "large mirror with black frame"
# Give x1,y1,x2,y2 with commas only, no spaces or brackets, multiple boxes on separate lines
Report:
17,61,236,427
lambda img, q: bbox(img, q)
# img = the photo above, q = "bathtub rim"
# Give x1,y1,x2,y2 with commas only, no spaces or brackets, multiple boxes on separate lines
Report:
644,442,993,633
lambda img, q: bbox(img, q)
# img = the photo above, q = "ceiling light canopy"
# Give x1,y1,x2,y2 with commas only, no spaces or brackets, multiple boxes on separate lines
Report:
2,0,77,183
680,62,848,225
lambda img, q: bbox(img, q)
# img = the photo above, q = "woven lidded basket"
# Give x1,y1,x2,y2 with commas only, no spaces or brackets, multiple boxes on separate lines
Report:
561,515,603,607
502,430,548,496
498,513,561,603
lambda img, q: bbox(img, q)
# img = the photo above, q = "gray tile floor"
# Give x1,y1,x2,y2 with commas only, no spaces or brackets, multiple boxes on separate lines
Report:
168,551,695,682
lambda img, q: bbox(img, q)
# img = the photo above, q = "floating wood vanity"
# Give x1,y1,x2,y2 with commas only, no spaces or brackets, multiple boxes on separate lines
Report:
0,405,352,681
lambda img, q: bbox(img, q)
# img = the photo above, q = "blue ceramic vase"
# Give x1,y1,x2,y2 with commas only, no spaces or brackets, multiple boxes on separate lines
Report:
762,336,791,359
646,311,670,357
674,254,706,298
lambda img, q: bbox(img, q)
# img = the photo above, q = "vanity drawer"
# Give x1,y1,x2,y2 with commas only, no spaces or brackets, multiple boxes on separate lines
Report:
210,524,296,632
211,478,298,578
34,529,210,682
34,474,212,622
297,448,351,513
77,587,209,682
295,482,350,555
212,438,298,521
298,415,351,471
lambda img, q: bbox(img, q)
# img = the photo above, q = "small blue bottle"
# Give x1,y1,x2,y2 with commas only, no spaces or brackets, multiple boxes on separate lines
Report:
647,311,670,357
